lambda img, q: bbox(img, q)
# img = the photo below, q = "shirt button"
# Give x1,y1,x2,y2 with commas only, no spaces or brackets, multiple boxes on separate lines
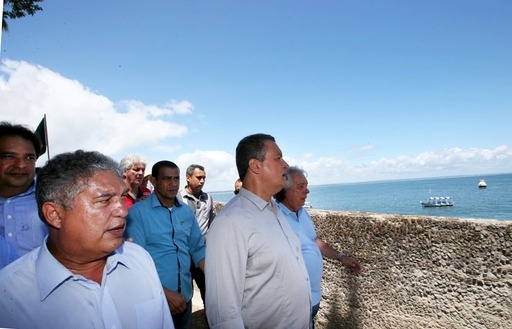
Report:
7,232,13,237
7,215,12,219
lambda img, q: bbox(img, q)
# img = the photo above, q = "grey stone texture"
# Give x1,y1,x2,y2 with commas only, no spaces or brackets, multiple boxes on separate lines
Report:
310,210,512,329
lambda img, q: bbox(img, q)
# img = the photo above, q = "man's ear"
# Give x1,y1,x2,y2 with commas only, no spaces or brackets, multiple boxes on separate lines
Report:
150,176,157,186
248,158,261,175
41,202,64,229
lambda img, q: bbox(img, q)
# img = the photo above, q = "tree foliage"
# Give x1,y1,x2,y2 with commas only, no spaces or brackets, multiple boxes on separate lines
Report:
2,0,44,31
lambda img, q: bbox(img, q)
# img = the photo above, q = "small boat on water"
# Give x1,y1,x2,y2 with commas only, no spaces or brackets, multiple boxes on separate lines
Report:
420,196,454,207
478,179,487,188
304,201,312,208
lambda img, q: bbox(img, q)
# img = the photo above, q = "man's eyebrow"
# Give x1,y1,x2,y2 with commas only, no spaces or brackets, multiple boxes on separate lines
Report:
0,151,37,156
96,192,115,198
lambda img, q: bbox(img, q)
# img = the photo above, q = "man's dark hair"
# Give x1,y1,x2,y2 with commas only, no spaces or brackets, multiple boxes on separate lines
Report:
235,133,275,181
152,160,179,179
36,150,123,223
0,121,42,158
185,164,205,177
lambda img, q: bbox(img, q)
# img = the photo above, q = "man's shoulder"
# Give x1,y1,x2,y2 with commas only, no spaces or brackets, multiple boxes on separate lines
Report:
0,249,37,285
117,241,151,260
129,194,157,211
175,198,195,214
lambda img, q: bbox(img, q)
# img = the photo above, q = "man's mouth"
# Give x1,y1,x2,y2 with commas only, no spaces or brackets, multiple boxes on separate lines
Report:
108,224,126,237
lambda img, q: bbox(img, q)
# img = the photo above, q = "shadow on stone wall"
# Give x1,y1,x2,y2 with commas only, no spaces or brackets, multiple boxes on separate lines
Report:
323,274,362,329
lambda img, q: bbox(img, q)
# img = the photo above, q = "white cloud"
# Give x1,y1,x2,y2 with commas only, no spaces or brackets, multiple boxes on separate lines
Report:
1,59,511,192
1,59,191,163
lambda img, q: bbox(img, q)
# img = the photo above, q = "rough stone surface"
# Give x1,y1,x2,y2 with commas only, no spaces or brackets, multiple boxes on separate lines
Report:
310,210,512,329
213,203,512,328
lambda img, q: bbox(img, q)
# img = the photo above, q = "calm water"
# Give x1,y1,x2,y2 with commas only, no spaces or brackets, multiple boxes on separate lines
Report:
210,173,512,221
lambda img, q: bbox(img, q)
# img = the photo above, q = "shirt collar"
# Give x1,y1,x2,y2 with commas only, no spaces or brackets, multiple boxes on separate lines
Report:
150,192,181,209
276,201,305,220
238,188,279,213
36,237,129,301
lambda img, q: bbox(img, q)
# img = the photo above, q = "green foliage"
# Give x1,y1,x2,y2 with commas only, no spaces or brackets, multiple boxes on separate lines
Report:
2,0,44,31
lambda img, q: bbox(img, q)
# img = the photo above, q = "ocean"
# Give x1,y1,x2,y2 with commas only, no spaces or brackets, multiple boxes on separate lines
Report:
210,173,512,221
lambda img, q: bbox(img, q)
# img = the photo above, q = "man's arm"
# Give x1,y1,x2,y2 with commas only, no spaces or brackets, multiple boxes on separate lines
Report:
316,238,361,275
163,286,187,315
125,207,146,247
205,217,246,328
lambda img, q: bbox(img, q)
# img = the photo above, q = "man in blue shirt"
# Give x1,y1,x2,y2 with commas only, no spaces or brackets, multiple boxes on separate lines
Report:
126,160,206,329
0,122,48,256
0,150,174,329
275,166,361,329
0,235,18,269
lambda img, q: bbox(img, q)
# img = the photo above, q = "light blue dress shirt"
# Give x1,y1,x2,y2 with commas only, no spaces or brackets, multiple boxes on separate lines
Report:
0,235,18,269
0,180,48,256
278,202,324,306
126,193,206,302
0,239,174,329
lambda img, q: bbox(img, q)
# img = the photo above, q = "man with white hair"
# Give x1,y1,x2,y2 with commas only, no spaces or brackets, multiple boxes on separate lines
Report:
120,154,151,208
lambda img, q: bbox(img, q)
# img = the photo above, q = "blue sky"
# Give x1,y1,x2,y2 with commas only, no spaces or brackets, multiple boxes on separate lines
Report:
1,1,511,192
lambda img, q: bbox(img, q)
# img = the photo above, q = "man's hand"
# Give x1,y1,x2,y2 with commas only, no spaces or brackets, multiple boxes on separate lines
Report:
163,287,187,315
340,256,362,275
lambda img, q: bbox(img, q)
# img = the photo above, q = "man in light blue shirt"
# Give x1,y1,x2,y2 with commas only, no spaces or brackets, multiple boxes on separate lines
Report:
0,122,48,256
0,235,18,269
0,150,174,329
126,160,206,329
275,166,361,329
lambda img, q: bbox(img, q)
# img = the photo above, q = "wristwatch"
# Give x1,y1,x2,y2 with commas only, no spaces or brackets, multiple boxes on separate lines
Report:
336,251,345,260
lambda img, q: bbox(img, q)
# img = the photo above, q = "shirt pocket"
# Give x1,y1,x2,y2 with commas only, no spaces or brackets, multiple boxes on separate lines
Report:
134,297,165,329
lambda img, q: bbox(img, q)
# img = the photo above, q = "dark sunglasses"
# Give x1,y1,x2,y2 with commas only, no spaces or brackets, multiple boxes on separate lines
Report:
234,189,240,195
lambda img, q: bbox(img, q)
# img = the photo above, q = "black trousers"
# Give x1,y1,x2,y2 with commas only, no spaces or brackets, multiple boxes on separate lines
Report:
191,264,206,304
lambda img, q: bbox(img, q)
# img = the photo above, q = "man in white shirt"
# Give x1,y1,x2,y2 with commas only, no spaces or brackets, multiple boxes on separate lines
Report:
0,150,174,329
205,133,311,329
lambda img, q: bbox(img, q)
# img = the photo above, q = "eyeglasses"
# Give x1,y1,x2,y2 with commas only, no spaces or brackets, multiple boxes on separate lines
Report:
234,189,240,195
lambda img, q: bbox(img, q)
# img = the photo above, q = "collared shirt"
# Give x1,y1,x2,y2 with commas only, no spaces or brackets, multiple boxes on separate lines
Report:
178,189,216,237
0,235,18,269
278,202,324,305
0,181,48,256
205,187,311,329
125,193,206,302
123,186,152,209
0,239,174,329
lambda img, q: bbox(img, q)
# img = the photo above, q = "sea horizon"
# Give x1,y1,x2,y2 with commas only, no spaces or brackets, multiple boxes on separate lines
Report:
210,172,512,221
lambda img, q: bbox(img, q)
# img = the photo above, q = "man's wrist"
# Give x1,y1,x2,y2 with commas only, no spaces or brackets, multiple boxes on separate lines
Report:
336,251,345,260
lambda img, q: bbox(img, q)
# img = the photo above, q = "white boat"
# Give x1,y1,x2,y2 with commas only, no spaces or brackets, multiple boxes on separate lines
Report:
420,196,454,207
478,179,487,188
304,201,312,208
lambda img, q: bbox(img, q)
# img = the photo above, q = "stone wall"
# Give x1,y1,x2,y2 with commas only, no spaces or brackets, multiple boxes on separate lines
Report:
310,210,512,329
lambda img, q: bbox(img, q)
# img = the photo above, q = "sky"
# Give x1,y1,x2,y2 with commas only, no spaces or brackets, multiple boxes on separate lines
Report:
1,1,511,192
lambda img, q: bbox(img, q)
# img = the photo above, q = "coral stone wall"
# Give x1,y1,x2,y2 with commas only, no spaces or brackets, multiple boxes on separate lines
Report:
310,210,512,329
